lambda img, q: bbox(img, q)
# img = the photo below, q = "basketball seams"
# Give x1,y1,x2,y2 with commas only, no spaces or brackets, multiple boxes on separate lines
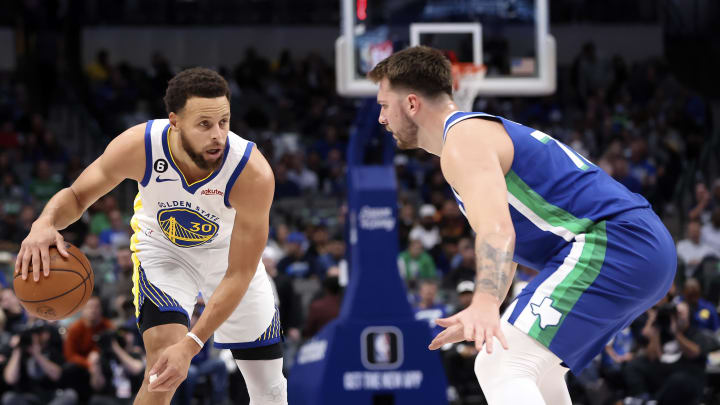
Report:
65,247,92,279
61,278,88,319
15,269,88,303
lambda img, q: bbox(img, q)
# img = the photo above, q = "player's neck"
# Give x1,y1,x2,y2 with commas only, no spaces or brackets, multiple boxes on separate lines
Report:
168,129,213,183
417,101,459,156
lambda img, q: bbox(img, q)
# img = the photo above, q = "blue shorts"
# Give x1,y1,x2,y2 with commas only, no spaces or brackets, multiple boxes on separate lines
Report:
506,208,676,374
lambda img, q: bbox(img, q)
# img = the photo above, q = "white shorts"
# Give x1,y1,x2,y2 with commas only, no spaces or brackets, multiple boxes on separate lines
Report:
131,249,279,348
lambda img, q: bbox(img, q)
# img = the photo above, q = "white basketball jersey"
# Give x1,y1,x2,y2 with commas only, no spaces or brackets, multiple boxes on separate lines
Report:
128,119,276,343
130,118,254,261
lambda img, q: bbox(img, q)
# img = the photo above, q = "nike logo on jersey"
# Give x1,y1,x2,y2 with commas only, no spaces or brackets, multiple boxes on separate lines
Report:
530,297,562,329
156,176,178,183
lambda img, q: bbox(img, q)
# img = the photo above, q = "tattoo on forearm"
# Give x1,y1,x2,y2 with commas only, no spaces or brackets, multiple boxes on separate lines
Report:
475,240,514,301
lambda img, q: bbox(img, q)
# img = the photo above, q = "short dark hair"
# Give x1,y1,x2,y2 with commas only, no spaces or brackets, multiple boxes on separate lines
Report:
164,67,230,114
367,46,453,98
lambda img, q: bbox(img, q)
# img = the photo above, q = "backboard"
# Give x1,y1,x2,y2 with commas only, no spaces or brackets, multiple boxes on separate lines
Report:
336,0,555,99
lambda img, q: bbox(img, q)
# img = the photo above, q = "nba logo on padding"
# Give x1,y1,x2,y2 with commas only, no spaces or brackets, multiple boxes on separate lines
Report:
156,208,219,248
361,326,403,370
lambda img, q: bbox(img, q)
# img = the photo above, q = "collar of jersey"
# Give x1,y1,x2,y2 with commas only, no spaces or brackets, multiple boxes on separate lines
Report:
161,123,230,194
442,111,495,143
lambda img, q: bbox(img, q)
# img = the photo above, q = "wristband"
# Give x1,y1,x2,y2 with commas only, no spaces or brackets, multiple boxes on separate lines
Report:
186,332,204,349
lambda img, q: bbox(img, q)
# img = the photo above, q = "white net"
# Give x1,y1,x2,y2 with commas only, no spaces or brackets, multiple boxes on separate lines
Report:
452,63,486,112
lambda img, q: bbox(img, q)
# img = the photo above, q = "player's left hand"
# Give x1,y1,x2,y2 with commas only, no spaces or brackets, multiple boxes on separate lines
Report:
147,339,196,392
429,294,509,353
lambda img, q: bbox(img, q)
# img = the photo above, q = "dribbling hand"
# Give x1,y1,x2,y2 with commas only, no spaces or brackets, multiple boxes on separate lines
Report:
15,220,69,282
428,294,509,353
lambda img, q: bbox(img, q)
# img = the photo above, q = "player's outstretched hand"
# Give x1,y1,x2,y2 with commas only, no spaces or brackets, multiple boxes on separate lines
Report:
15,219,69,282
147,340,195,392
429,294,509,353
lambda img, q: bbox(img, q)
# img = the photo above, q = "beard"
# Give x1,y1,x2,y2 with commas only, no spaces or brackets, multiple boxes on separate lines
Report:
179,131,224,171
390,111,419,150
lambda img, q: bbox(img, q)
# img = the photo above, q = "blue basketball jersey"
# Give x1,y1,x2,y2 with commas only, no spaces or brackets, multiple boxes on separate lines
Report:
443,112,650,270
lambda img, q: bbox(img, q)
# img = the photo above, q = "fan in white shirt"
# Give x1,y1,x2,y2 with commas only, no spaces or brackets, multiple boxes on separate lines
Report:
701,208,720,257
677,220,718,277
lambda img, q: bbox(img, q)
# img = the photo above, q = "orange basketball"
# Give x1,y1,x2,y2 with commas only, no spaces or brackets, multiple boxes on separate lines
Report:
13,242,95,321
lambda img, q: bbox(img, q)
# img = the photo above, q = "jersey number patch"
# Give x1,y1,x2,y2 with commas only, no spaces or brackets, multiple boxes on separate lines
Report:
154,159,168,173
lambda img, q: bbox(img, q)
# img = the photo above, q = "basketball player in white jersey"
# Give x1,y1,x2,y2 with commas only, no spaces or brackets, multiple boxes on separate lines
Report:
15,68,287,404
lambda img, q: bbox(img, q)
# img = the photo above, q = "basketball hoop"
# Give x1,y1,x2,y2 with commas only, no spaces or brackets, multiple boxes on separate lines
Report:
452,62,486,112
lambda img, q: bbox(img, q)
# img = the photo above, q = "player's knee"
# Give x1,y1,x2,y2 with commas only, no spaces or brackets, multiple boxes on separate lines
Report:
243,374,287,405
474,346,505,388
141,323,188,363
235,358,287,405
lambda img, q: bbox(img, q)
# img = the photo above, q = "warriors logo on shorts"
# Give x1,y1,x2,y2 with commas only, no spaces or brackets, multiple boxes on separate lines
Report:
156,208,219,248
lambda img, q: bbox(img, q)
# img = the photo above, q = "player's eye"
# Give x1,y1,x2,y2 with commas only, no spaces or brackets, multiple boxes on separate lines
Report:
200,121,209,127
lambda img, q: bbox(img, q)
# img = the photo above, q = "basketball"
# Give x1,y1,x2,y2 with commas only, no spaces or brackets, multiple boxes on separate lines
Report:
13,243,95,321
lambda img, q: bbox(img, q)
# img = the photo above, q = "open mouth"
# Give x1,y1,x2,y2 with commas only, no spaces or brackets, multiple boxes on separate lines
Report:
205,148,222,158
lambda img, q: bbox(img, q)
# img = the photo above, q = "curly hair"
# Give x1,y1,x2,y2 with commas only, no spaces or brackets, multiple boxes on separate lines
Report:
367,46,453,98
163,67,230,114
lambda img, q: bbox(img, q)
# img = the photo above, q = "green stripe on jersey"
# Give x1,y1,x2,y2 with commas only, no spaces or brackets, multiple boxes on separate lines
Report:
527,222,608,346
505,170,594,235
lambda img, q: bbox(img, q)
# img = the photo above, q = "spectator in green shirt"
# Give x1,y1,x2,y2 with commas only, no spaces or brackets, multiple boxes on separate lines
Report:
29,160,62,206
398,238,437,288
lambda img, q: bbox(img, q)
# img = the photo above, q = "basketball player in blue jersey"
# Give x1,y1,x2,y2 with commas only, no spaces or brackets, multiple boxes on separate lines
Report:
15,68,287,404
368,46,676,405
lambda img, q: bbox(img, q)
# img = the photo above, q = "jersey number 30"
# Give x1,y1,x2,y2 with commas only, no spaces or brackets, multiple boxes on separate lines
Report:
190,222,214,233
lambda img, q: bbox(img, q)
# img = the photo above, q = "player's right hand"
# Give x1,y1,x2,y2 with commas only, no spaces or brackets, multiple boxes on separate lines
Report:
15,220,69,282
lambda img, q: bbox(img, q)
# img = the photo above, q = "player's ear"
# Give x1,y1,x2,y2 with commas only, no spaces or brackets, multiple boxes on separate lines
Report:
406,93,420,116
168,112,178,129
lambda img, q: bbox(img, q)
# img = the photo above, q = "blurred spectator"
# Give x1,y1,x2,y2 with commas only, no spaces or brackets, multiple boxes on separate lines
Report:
676,220,717,277
628,138,656,193
0,172,25,219
174,305,227,405
89,196,119,236
62,296,113,403
394,154,417,191
64,296,113,369
610,156,642,194
316,238,346,277
80,234,114,289
688,182,713,223
0,289,25,334
442,281,482,403
39,132,68,164
398,239,437,287
412,279,447,338
273,164,301,199
409,204,441,251
2,320,76,405
303,276,341,338
397,203,416,250
86,50,111,83
438,200,468,241
305,224,329,261
681,278,719,332
444,240,476,290
700,207,720,255
320,149,346,197
622,300,719,404
286,153,318,192
99,210,130,249
600,326,634,396
28,160,62,206
277,232,319,278
87,326,144,405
